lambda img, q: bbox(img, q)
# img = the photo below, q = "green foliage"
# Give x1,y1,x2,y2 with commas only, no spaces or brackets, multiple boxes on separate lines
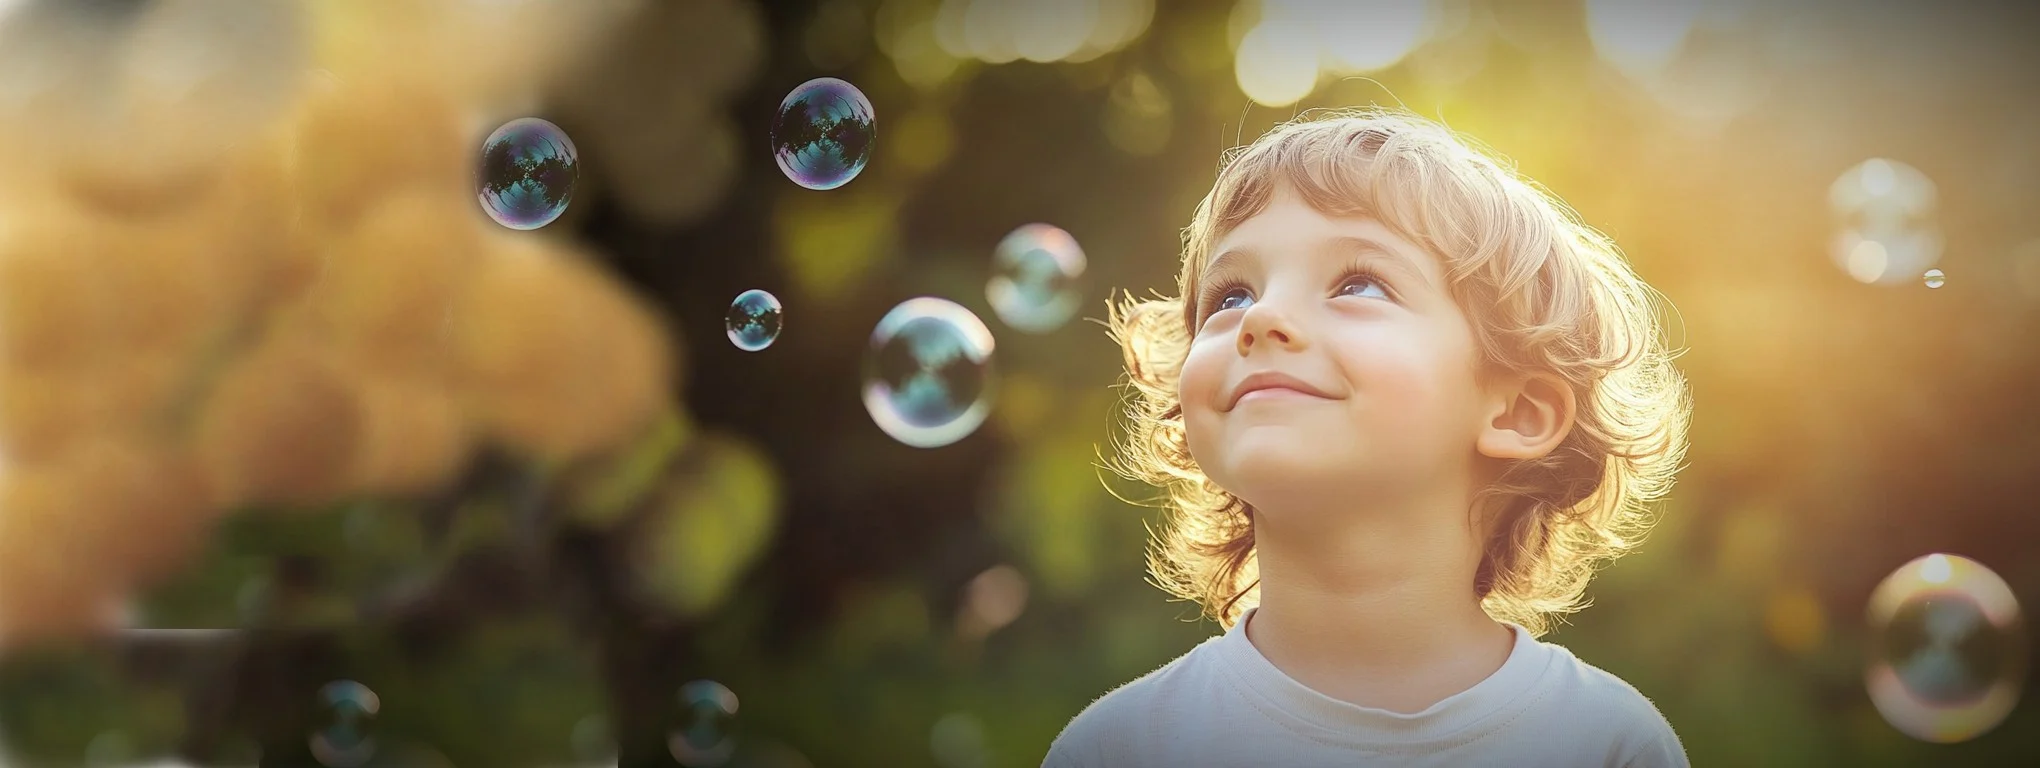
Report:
635,431,783,618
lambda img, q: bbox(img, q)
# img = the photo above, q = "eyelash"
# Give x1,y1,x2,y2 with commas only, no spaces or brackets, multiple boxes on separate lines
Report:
1196,261,1392,326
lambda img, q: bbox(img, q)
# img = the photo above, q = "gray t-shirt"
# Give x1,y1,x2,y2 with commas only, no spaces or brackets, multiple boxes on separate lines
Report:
1044,608,1687,768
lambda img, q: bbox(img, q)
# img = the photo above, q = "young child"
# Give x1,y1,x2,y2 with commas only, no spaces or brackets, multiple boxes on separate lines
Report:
1045,108,1692,767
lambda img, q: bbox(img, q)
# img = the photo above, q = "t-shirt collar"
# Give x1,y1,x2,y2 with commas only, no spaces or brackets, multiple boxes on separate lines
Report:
1210,606,1558,748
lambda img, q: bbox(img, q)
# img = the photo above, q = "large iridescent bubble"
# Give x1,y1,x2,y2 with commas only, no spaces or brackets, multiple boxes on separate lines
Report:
770,77,875,191
863,298,995,448
477,117,579,230
1865,553,2027,744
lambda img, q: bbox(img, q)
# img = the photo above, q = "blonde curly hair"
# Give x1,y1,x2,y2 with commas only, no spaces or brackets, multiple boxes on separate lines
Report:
1106,107,1690,637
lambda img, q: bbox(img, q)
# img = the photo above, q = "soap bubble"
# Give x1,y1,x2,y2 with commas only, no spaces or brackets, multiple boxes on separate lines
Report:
863,298,996,448
477,117,580,230
1923,268,1945,289
310,680,380,767
1865,553,2027,743
987,223,1087,333
770,77,875,190
726,290,784,352
669,680,740,767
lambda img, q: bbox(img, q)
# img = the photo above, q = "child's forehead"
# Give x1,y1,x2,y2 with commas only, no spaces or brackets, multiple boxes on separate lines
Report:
1205,192,1447,288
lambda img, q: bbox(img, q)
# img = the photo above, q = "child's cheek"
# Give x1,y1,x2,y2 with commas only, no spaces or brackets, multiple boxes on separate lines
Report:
1356,343,1463,443
1175,336,1229,414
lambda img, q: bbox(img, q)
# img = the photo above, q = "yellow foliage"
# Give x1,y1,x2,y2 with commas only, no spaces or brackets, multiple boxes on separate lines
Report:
347,374,475,499
0,200,121,369
450,238,674,463
296,189,488,379
193,340,365,509
0,436,218,646
291,80,471,231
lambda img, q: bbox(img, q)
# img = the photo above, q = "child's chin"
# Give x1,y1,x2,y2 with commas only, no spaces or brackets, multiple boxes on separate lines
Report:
1222,450,1356,498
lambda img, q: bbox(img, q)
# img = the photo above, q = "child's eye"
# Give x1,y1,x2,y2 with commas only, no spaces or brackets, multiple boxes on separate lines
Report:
1216,288,1255,312
1335,273,1388,300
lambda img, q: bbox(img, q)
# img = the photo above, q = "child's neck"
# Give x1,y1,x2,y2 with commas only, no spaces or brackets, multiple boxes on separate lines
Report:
1242,493,1514,715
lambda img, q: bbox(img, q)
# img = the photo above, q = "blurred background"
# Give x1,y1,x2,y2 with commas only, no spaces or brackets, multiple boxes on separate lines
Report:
0,0,2037,765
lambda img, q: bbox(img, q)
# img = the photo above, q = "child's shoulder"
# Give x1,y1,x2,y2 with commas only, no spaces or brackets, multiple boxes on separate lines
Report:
1531,640,1684,759
1540,641,1668,715
1066,633,1225,722
1044,635,1228,765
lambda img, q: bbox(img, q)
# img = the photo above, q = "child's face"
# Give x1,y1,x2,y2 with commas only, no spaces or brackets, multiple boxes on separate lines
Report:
1179,184,1490,517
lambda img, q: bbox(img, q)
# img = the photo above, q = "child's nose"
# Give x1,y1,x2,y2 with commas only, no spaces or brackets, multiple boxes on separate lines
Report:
1236,305,1307,356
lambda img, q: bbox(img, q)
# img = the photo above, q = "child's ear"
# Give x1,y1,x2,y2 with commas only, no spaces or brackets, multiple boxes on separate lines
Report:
1476,372,1577,460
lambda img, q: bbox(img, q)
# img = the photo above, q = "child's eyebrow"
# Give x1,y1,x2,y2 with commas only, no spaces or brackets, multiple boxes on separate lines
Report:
1204,247,1254,280
1202,236,1440,291
1322,235,1439,290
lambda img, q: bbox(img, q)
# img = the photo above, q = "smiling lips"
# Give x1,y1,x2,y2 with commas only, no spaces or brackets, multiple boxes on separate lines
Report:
1226,370,1337,410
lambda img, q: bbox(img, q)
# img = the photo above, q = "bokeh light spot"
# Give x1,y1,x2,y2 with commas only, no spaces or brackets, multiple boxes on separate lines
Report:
1314,0,1428,73
957,563,1030,640
1586,0,1700,76
1830,157,1942,286
1232,18,1317,107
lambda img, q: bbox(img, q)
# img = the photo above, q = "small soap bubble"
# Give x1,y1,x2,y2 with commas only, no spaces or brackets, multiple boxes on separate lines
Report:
987,223,1087,334
726,290,784,352
863,298,996,448
477,117,580,230
310,680,380,767
1923,268,1945,289
1865,553,2027,744
771,77,876,190
669,680,740,768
